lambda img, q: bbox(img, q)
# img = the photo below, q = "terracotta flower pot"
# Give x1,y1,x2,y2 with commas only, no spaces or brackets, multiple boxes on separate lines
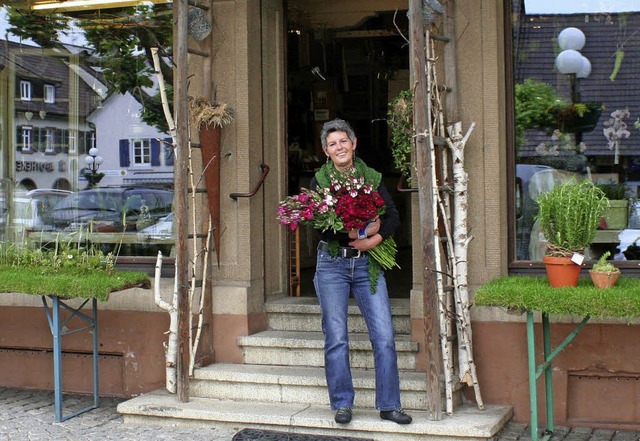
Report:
543,255,581,288
589,270,621,289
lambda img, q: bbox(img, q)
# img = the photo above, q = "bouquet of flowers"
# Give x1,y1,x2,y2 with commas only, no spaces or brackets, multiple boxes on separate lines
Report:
277,169,399,291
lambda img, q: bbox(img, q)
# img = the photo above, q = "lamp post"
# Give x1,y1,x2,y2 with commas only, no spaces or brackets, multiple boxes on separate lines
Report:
84,147,104,188
555,27,592,144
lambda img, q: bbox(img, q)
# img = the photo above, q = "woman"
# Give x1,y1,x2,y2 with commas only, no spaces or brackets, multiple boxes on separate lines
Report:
310,119,412,425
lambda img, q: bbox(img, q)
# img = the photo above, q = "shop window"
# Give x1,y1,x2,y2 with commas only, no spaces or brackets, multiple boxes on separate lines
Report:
1,4,174,260
510,1,640,267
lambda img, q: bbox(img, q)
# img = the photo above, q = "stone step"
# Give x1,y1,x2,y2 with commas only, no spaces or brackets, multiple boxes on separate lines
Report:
265,297,411,335
190,363,433,410
117,390,513,441
238,330,418,370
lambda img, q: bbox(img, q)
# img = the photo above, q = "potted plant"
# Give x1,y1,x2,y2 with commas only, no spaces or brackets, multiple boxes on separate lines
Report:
589,251,621,289
596,181,629,230
536,179,609,287
548,101,603,133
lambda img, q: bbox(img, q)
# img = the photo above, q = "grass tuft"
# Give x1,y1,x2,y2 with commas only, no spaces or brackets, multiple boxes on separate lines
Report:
475,276,640,319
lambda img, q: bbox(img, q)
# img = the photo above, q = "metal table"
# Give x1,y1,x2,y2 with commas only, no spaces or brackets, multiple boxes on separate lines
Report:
41,295,99,422
526,311,591,441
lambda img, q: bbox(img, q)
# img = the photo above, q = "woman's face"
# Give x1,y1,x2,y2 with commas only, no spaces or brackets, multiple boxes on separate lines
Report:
325,130,357,172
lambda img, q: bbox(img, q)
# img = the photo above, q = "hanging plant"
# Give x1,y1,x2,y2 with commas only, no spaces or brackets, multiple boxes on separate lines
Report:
387,90,414,185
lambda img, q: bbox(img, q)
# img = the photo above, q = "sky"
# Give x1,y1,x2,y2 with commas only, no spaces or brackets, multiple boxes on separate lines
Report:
525,0,640,14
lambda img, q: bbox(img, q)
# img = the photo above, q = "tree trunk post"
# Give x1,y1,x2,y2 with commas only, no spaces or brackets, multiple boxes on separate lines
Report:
174,0,190,403
409,0,443,420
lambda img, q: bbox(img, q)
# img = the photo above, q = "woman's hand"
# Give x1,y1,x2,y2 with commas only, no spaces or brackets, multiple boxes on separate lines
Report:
348,233,383,252
348,218,381,240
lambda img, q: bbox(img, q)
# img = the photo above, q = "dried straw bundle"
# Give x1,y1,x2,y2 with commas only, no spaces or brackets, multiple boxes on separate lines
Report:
188,97,234,129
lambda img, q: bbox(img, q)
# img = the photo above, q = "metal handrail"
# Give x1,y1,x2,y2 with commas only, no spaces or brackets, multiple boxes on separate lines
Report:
230,162,270,200
396,174,418,193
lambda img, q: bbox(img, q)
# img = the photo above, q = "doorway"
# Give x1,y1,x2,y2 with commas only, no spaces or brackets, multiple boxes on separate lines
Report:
284,7,413,298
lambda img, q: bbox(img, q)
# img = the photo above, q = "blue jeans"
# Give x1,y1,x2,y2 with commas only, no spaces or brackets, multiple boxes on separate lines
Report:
313,244,402,411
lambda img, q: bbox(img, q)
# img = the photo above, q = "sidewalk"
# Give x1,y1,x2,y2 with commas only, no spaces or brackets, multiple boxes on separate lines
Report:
1,387,639,441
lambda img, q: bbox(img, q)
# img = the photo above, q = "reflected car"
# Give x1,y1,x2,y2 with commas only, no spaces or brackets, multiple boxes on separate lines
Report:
51,187,173,232
7,189,72,236
138,212,174,240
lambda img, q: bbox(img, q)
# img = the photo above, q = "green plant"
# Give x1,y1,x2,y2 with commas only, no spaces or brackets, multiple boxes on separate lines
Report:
0,240,149,301
535,179,609,257
596,181,628,200
591,251,619,273
387,90,414,185
514,79,564,147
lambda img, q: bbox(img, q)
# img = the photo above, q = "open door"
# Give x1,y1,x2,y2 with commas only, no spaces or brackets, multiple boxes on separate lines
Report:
284,4,413,298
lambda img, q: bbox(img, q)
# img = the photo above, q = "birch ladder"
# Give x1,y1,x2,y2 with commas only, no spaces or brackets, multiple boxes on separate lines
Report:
425,28,484,414
151,0,216,397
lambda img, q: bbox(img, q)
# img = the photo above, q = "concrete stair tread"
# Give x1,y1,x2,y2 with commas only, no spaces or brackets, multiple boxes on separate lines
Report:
117,389,513,441
238,330,418,352
193,363,428,390
265,297,410,315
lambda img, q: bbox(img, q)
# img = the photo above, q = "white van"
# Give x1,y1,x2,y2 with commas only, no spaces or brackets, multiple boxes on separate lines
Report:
9,189,72,237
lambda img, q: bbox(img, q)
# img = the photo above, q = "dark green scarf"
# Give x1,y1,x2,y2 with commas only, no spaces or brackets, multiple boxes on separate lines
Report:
315,157,382,189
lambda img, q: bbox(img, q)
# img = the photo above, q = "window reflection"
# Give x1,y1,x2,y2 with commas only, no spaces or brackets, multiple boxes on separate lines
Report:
513,1,640,264
0,5,174,258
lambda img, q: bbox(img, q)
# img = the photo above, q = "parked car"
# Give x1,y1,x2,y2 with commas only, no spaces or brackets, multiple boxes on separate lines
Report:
136,212,174,256
51,187,173,232
5,189,72,237
137,212,174,240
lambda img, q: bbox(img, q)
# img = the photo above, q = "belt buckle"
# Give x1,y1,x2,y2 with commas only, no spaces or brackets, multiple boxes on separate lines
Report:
341,248,360,258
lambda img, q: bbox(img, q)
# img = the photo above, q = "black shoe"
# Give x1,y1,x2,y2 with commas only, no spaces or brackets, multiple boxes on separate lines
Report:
334,407,352,424
380,409,412,424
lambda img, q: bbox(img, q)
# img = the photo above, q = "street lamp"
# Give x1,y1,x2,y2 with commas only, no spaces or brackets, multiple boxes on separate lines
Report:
555,27,592,144
555,27,591,102
84,147,104,188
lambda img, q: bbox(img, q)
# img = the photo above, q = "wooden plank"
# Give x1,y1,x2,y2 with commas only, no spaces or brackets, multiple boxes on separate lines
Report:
174,0,190,404
408,0,443,420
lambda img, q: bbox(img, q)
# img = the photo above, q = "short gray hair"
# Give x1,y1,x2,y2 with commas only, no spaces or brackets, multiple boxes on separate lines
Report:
320,119,356,150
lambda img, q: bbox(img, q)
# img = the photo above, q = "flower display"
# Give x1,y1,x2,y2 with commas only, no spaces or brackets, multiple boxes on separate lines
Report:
535,129,586,156
603,108,632,164
277,168,399,292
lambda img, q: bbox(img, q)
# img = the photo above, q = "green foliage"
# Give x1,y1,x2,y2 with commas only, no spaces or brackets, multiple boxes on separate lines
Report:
514,79,564,146
596,181,628,200
5,8,67,47
535,179,609,256
0,241,148,301
387,90,414,185
475,276,640,319
592,251,619,273
0,240,115,273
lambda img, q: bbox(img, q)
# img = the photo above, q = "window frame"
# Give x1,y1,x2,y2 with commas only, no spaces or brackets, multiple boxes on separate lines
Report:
20,126,33,152
19,80,32,101
131,138,152,167
44,84,56,103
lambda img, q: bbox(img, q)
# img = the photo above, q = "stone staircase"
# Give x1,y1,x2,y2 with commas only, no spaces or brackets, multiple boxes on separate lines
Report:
117,296,512,440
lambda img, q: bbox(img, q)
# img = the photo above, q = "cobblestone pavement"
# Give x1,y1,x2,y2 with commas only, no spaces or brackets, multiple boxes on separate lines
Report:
0,387,237,441
495,422,640,441
2,387,639,441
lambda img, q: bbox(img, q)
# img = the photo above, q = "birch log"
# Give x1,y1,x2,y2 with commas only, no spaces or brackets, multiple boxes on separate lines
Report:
153,251,179,392
446,121,484,409
425,30,455,416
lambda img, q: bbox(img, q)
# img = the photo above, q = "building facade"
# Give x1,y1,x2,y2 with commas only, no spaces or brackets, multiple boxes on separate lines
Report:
1,0,639,430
